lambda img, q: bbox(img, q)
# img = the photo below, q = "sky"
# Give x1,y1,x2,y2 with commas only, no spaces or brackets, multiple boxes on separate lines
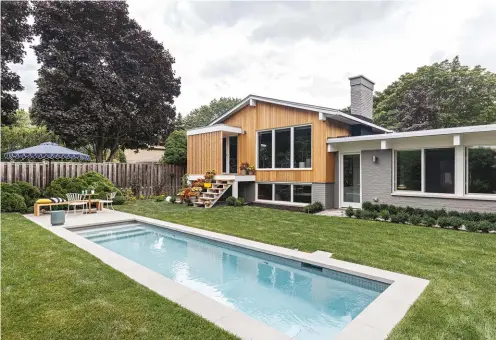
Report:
11,0,496,116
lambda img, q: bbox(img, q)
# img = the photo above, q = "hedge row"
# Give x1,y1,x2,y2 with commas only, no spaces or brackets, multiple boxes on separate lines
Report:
345,202,496,233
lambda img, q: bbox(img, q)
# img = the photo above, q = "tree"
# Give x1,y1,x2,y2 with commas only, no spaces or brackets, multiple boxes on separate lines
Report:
1,1,32,126
1,125,60,160
175,112,185,130
10,108,32,128
162,130,186,166
374,57,496,131
31,1,181,162
183,97,240,129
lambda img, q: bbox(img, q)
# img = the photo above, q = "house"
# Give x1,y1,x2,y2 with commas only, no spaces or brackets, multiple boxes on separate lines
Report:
124,146,165,163
186,75,496,212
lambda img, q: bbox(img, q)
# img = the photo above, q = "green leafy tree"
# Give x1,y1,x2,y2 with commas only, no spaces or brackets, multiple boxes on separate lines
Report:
10,109,32,128
183,97,240,129
1,1,32,126
162,130,187,166
1,125,60,160
175,112,185,130
31,1,181,162
374,57,496,131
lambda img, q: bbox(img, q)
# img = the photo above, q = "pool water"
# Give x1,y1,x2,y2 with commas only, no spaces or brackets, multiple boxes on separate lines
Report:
77,222,387,340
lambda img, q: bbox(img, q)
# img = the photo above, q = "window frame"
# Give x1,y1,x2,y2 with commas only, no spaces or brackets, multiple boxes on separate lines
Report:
393,147,456,196
255,182,312,206
465,145,496,196
256,124,312,170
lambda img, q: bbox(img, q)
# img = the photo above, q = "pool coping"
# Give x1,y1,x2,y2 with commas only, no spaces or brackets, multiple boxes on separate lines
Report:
26,212,429,340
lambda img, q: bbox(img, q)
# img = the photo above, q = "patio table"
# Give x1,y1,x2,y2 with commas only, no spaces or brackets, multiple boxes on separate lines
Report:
82,193,102,214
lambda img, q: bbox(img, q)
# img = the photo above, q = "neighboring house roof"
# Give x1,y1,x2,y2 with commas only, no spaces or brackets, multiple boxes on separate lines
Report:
327,124,496,144
208,94,392,133
124,146,165,163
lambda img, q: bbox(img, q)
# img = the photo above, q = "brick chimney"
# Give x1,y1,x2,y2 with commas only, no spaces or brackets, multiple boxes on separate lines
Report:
349,75,374,120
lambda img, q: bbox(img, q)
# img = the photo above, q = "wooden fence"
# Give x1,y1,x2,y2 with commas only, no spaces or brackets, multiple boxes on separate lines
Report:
1,162,185,196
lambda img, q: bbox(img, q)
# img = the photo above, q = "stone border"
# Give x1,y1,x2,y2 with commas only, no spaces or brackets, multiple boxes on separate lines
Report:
27,213,429,340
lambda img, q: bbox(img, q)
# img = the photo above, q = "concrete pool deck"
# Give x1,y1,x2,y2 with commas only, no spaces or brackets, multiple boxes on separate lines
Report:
25,210,429,340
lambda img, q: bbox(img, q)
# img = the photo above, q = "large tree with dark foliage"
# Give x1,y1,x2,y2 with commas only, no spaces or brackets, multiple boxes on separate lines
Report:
183,97,240,129
1,1,32,126
31,1,181,162
374,57,496,131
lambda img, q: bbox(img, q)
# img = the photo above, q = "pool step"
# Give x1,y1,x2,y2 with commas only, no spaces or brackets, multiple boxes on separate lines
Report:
86,228,148,242
78,224,143,237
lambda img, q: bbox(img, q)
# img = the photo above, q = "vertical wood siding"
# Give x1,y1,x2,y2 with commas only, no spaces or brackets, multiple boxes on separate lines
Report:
223,102,349,182
187,131,223,175
0,162,184,196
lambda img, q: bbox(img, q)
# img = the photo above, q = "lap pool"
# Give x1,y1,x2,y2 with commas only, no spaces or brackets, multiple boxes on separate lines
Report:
76,222,389,340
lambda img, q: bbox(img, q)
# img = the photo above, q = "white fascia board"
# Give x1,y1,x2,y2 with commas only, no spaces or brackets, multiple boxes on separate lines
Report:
327,124,496,144
209,95,392,133
186,124,244,136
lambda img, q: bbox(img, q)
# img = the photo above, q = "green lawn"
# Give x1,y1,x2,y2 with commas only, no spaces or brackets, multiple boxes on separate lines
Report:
115,201,496,340
1,213,237,340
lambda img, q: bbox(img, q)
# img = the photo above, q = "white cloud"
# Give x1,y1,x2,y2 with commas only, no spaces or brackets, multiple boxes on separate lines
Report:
11,0,496,115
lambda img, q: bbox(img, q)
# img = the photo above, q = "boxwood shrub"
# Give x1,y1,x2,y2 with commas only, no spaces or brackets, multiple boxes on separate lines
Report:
304,201,323,213
358,201,496,233
1,191,27,213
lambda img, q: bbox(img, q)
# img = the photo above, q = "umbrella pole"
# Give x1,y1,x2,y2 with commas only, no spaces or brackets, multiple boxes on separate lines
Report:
48,159,52,184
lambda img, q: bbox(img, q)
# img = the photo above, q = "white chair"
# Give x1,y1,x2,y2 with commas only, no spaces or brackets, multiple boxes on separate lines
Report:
100,192,117,210
66,193,87,215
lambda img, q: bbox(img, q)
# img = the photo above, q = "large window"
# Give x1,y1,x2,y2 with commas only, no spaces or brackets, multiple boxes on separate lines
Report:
425,148,454,193
258,131,272,169
466,146,496,195
274,184,291,201
275,129,291,168
257,184,273,200
294,126,312,168
257,125,312,169
396,150,421,191
257,183,312,204
395,148,454,194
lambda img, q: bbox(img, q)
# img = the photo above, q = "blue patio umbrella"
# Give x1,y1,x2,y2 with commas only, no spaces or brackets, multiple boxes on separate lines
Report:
5,142,90,182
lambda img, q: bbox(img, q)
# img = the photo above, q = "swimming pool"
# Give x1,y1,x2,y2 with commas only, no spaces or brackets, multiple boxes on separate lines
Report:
76,222,389,340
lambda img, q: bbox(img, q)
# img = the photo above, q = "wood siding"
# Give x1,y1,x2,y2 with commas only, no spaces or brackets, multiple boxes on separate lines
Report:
223,102,349,183
187,131,223,175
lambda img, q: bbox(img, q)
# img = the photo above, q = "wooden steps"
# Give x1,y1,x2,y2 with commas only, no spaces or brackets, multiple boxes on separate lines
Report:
194,180,233,209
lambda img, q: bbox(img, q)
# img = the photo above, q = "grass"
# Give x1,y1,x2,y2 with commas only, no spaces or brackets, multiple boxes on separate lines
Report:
115,201,496,340
1,213,237,340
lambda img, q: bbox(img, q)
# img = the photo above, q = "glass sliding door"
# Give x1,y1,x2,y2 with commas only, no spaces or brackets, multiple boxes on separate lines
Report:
341,153,361,208
229,136,238,174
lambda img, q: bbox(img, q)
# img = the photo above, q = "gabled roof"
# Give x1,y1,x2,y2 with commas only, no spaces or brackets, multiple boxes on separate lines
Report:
208,94,392,133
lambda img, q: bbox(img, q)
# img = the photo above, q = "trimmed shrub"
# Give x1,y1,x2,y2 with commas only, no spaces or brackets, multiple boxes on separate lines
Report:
353,209,363,219
464,221,478,232
155,195,165,202
437,216,451,228
235,197,245,207
113,195,125,205
44,177,88,198
477,221,493,233
422,215,436,227
1,183,22,195
14,181,41,206
389,214,400,223
396,212,409,224
362,210,379,220
362,201,374,211
448,210,461,217
379,209,390,221
1,191,27,213
409,214,422,226
449,217,465,230
226,196,237,206
405,206,415,215
79,171,122,198
387,205,398,215
304,201,323,213
482,213,496,223
345,206,354,218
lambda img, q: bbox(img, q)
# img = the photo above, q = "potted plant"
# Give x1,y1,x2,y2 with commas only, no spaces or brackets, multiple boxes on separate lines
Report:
240,162,249,175
177,189,185,203
182,188,192,205
205,170,215,183
190,187,203,203
247,165,255,175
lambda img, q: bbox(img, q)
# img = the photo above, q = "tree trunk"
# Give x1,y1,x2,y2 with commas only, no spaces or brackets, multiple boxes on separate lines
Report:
95,147,104,163
106,146,119,162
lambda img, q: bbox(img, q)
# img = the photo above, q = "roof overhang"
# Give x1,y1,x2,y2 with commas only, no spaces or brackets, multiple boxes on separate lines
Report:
186,124,245,136
326,124,496,151
208,95,392,134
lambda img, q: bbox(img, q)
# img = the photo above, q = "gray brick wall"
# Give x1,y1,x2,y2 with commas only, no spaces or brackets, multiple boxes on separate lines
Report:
312,183,334,209
349,76,374,120
361,149,496,213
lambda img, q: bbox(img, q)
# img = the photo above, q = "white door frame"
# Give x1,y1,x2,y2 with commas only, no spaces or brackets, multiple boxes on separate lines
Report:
340,152,362,209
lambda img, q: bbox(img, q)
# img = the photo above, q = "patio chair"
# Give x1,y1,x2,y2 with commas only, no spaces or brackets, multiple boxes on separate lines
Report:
100,192,117,210
66,193,87,215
